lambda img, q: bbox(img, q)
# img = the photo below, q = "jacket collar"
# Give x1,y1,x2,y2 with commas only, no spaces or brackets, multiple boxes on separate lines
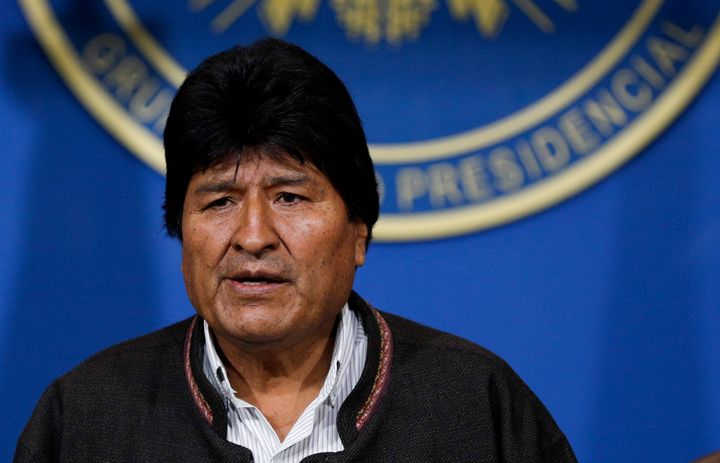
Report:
182,292,393,441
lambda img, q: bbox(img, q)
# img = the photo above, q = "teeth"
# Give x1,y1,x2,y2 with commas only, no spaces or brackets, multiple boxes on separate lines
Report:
231,275,282,284
238,278,277,284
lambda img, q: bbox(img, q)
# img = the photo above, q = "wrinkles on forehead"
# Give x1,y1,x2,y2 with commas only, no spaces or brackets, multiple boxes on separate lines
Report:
191,172,314,196
189,153,328,201
198,144,311,179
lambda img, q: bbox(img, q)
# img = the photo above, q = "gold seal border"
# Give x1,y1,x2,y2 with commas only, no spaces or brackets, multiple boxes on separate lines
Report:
105,0,661,163
19,0,720,241
19,0,166,173
374,15,720,240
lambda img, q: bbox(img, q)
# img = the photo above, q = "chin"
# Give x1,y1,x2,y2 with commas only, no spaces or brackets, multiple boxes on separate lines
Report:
215,316,290,343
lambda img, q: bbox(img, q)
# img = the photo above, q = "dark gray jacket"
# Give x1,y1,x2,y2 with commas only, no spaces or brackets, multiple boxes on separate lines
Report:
15,293,577,462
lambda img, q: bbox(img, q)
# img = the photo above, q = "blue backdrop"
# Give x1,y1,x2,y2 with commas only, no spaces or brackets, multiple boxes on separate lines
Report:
2,1,719,461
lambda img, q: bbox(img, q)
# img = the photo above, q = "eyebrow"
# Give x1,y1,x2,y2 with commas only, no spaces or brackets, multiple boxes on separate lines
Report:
267,174,312,187
192,179,238,196
192,174,312,195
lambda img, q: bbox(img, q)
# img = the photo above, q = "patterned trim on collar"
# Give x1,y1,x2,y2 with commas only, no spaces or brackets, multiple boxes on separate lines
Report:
183,307,394,431
184,317,213,425
355,308,393,430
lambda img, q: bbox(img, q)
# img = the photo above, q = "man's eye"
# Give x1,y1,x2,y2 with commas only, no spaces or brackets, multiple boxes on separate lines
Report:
277,192,303,204
205,197,232,210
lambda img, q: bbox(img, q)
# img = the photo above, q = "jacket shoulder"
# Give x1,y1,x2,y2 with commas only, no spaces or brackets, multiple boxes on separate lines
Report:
77,317,191,365
51,317,193,406
380,310,507,366
15,318,196,462
376,310,577,462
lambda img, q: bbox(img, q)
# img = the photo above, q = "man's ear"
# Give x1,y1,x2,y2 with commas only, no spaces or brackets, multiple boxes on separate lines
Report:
354,222,369,267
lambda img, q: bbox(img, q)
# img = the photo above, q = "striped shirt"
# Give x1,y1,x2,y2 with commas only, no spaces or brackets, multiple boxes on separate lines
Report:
202,304,368,463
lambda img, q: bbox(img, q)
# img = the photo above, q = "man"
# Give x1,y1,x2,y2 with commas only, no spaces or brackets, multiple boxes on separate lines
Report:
15,38,576,462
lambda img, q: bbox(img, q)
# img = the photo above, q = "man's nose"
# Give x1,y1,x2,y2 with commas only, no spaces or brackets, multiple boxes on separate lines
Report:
230,196,279,256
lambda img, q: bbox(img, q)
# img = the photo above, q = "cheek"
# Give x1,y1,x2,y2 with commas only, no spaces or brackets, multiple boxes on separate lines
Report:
181,247,203,297
184,220,229,259
299,221,358,278
181,226,220,287
288,216,351,255
181,243,222,314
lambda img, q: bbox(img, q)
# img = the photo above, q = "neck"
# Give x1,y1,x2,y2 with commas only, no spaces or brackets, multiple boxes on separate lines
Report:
215,320,337,395
211,315,339,441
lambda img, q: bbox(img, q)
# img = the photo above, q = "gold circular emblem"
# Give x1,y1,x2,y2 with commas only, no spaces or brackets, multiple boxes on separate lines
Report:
20,0,720,240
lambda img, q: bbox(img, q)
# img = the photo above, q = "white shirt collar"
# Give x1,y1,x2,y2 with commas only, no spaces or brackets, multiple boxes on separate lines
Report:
202,303,358,409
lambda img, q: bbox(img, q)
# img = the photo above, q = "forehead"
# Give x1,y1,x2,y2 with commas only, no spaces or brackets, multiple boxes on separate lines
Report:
195,152,324,184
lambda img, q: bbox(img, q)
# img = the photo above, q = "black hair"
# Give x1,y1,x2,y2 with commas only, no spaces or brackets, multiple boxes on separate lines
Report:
163,38,379,245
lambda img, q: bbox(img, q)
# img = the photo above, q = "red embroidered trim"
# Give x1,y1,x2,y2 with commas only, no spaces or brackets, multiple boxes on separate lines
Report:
184,317,214,425
355,309,393,430
183,310,390,430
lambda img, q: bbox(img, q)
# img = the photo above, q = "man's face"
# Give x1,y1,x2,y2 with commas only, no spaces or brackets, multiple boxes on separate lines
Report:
181,152,368,351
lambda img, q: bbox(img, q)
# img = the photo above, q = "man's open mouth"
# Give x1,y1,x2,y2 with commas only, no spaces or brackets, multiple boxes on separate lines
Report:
232,277,282,285
228,271,289,286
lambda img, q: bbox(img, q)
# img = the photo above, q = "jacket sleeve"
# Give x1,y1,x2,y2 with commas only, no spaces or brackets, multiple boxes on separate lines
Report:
14,381,64,463
491,360,578,463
